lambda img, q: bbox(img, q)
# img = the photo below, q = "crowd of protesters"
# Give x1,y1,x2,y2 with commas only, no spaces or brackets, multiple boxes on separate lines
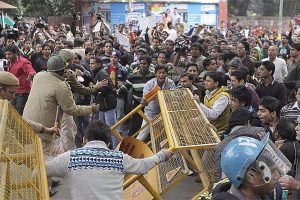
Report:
2,13,300,199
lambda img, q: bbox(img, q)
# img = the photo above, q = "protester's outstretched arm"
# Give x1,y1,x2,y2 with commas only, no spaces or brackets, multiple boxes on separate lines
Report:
194,25,203,36
173,52,180,67
147,27,154,43
144,27,150,45
41,28,51,39
101,18,111,34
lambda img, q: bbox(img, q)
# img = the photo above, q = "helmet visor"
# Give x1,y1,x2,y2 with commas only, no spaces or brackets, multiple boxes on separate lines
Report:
257,139,292,176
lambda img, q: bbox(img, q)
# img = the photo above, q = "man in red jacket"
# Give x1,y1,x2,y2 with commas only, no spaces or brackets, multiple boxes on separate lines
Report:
5,44,36,114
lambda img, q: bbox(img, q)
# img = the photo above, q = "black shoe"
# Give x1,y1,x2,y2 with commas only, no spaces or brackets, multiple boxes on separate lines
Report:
49,190,57,197
52,180,60,188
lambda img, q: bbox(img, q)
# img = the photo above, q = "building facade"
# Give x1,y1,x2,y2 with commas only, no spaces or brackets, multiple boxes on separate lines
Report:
76,0,228,30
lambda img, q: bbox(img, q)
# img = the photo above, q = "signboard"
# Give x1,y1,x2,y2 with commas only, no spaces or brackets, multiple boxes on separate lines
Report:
139,15,157,31
115,31,131,52
200,4,217,25
126,12,142,29
125,3,145,12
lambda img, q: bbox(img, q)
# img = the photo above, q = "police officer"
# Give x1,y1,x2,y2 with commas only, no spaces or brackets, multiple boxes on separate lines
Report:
0,71,57,139
23,55,99,155
214,133,291,200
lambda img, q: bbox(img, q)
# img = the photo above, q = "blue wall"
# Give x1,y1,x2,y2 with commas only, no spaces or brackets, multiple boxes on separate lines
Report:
187,3,218,27
110,3,126,30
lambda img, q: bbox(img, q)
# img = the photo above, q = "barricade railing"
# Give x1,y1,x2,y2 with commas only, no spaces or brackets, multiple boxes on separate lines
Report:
0,100,49,200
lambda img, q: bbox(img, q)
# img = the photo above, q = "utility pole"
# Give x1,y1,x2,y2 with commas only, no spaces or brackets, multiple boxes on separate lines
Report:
279,0,283,34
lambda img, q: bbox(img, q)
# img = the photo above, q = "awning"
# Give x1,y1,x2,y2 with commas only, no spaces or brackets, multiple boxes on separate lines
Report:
0,1,17,9
0,1,17,28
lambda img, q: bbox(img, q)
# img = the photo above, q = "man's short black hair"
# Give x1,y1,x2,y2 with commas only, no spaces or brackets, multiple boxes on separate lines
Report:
239,40,250,52
190,42,204,53
291,43,300,51
186,63,198,71
74,38,84,47
155,64,168,74
85,47,94,55
230,86,252,107
239,67,250,76
231,70,247,83
4,44,19,54
203,71,223,87
212,45,222,53
203,57,214,70
261,61,275,76
275,118,296,140
259,96,281,117
158,50,167,57
84,120,112,146
90,56,102,64
219,40,228,45
139,55,152,65
152,36,161,42
223,51,237,62
41,43,50,50
180,72,194,81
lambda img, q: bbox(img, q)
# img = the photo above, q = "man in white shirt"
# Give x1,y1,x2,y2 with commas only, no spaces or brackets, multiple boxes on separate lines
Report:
199,71,230,136
262,45,287,83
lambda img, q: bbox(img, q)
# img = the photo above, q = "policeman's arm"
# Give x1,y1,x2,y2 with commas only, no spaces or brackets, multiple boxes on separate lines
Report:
67,75,99,95
56,82,93,116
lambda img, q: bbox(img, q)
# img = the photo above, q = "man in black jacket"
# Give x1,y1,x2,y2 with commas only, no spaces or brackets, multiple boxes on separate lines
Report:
90,56,118,148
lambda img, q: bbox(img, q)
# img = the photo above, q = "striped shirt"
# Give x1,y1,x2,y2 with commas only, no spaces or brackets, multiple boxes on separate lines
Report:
280,102,300,123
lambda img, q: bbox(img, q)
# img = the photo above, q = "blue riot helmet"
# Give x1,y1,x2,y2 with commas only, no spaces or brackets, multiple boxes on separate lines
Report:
221,133,291,188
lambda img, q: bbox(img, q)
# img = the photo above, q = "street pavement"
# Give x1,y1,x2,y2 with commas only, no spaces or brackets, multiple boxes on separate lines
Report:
51,175,201,199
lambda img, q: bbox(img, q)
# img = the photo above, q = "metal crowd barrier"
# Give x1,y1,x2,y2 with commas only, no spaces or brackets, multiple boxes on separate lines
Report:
0,100,49,200
113,88,221,199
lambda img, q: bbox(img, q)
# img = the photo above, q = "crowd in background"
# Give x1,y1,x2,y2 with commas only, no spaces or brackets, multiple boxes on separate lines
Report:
1,13,300,199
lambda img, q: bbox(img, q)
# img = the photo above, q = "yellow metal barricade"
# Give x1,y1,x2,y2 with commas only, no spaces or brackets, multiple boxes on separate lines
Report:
116,88,221,199
150,115,189,194
157,89,221,198
111,85,160,141
0,100,49,200
120,137,162,200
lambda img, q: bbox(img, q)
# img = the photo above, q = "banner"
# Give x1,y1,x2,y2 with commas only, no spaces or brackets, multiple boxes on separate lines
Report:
115,31,131,52
139,15,157,31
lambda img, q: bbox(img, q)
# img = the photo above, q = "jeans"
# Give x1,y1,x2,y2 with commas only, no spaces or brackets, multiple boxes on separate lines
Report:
99,108,119,148
74,115,90,148
116,97,125,133
136,112,157,141
12,93,28,115
129,99,144,136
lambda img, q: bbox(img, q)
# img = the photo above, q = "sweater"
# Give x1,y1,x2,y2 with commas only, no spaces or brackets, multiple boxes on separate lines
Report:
204,86,230,135
46,141,165,200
